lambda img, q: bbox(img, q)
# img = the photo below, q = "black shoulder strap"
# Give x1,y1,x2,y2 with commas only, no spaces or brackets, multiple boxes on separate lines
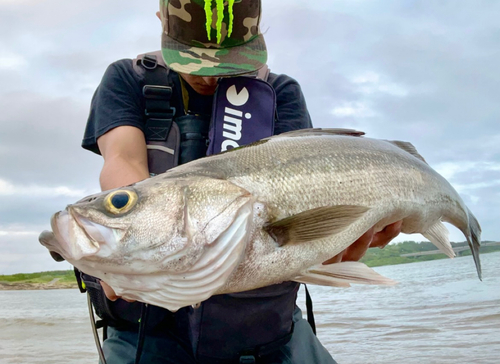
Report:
305,285,316,335
135,52,175,142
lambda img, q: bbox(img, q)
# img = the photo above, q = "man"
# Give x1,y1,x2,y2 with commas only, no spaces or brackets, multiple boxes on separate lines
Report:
82,1,402,363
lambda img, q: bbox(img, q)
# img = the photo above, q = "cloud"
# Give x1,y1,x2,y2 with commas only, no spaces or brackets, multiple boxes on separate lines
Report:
352,72,409,97
0,179,87,198
0,50,28,71
434,162,500,181
0,231,39,237
331,102,377,118
0,238,73,275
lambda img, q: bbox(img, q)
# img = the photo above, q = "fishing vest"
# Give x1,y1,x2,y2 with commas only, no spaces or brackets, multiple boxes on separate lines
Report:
80,51,301,363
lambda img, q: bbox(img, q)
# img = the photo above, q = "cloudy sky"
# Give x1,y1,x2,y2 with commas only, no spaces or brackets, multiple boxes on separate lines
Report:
0,0,498,275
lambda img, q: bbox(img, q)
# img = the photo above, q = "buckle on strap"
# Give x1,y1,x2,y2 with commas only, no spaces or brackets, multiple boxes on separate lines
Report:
239,355,256,364
140,54,158,70
143,85,172,100
143,85,175,119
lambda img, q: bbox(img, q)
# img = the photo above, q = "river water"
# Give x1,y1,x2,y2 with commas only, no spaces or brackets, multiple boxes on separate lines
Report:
1,252,499,364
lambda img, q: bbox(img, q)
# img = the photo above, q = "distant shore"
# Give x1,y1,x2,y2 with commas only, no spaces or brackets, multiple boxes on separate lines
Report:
0,271,79,291
1,243,498,291
0,280,78,291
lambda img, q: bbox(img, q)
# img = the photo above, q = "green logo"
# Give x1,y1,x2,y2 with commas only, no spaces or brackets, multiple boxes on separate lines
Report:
204,0,235,44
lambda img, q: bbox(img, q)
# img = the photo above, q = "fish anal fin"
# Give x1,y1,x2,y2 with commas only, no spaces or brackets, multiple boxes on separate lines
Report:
422,221,455,258
293,261,397,287
387,140,428,164
264,205,369,247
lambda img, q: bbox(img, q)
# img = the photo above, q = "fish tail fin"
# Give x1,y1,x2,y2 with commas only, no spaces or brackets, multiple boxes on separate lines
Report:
466,207,482,280
293,261,397,287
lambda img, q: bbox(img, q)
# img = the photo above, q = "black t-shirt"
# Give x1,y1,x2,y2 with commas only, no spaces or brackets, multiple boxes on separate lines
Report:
79,58,315,355
82,58,312,154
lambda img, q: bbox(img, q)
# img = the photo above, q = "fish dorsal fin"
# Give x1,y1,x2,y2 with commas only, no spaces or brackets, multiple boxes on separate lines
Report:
264,205,369,246
270,128,365,139
387,140,428,164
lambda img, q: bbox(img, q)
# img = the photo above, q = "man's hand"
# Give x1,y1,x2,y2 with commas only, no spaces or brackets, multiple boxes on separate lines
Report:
100,281,136,302
323,220,403,264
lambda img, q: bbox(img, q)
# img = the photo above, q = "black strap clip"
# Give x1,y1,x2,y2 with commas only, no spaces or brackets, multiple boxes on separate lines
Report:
143,85,176,141
140,54,159,70
143,85,172,100
239,354,256,364
143,86,175,118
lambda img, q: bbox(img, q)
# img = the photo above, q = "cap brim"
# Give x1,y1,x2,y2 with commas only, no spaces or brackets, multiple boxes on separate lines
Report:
161,33,267,77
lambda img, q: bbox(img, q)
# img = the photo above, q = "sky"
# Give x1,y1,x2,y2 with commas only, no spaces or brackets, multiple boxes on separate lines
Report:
0,0,499,275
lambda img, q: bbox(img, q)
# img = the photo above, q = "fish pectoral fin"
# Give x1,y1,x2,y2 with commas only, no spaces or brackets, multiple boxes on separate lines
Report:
264,205,370,246
293,261,397,287
386,140,428,164
422,221,455,258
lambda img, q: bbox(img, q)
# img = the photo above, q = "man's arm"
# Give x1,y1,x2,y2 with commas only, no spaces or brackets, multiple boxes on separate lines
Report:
96,125,150,301
97,126,150,190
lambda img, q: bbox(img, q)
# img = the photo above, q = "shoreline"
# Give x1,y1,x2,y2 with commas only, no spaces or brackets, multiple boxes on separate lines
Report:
0,280,78,291
2,249,498,291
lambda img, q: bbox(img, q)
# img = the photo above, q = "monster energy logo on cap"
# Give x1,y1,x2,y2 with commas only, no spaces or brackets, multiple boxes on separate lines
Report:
204,0,235,43
159,0,267,77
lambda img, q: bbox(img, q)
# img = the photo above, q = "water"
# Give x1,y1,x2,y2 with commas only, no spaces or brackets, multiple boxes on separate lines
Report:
1,252,499,364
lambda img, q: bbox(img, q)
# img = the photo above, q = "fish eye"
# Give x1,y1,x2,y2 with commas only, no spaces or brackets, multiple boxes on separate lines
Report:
104,190,138,215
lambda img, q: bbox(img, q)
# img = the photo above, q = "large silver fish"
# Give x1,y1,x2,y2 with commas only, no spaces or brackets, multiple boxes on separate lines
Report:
39,129,482,311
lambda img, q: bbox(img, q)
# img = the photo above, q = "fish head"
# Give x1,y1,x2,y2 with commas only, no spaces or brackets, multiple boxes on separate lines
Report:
39,176,255,282
40,184,167,274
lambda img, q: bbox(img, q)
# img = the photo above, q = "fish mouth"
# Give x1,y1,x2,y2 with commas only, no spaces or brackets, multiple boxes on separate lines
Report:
69,210,104,250
38,211,80,262
38,230,66,262
41,209,105,261
69,207,127,259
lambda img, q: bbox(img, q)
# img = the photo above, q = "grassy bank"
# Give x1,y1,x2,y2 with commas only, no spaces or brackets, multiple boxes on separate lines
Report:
361,240,500,267
1,241,498,290
0,270,78,290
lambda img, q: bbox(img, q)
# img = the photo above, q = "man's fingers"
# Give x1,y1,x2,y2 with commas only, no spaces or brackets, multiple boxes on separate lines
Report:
324,226,376,264
322,251,344,265
322,220,403,265
100,281,137,303
341,226,375,261
370,220,403,248
100,281,119,301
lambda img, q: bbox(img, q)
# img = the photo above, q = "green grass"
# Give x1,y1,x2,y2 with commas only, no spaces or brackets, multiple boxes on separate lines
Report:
0,270,77,284
1,242,499,284
361,240,500,267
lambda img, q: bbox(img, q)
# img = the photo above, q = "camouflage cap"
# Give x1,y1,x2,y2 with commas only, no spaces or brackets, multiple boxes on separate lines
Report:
159,0,267,76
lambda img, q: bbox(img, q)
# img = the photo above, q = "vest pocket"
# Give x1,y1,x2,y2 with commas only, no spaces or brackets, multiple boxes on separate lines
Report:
189,282,300,361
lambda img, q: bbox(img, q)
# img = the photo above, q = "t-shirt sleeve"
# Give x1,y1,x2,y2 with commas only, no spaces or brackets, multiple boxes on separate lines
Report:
82,59,145,154
270,74,313,135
